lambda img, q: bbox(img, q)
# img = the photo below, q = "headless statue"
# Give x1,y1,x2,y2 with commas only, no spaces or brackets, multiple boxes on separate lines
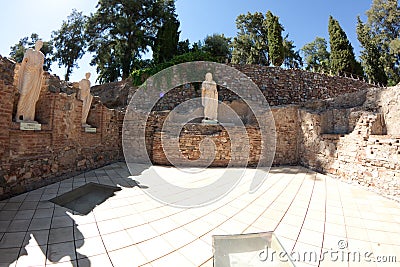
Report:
78,72,93,127
201,72,218,121
15,40,44,122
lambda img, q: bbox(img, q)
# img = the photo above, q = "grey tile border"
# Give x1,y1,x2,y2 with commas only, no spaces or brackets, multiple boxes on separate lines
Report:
46,241,77,261
6,220,31,233
23,230,50,247
51,216,74,229
13,210,35,220
48,227,74,244
0,211,17,221
33,208,54,219
28,218,52,231
0,232,26,249
0,247,20,264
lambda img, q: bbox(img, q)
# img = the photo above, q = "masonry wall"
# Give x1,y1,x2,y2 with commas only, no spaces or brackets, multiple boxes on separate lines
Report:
231,65,371,106
0,57,124,199
137,65,372,112
298,86,400,200
143,104,298,167
1,54,398,201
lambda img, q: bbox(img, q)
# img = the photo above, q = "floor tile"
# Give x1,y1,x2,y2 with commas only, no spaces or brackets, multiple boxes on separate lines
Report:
0,232,26,248
76,236,106,258
1,164,400,267
77,253,113,267
29,218,52,231
6,220,31,233
48,227,74,244
46,241,76,262
108,245,147,267
101,230,133,251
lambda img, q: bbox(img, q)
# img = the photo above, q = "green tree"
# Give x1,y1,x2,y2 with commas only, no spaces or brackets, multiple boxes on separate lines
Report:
266,11,284,66
356,17,388,84
10,33,53,71
231,12,269,65
358,0,400,85
282,36,303,69
202,34,231,63
152,0,180,64
86,0,172,83
328,16,362,76
51,9,87,81
177,39,190,55
301,37,330,72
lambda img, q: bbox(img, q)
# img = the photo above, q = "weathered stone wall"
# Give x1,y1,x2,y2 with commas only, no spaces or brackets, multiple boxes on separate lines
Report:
298,86,400,200
231,65,371,106
0,57,124,199
1,54,398,201
142,104,298,167
92,64,370,112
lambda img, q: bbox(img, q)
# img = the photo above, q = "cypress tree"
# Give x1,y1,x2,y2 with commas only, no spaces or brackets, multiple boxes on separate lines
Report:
328,16,361,76
267,11,284,67
153,17,180,64
356,17,388,84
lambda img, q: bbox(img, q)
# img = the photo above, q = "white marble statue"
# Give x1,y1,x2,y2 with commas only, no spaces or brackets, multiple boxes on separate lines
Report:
78,72,93,127
15,40,44,122
201,72,218,121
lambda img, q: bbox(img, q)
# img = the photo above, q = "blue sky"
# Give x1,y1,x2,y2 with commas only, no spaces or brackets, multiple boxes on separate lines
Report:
0,0,372,84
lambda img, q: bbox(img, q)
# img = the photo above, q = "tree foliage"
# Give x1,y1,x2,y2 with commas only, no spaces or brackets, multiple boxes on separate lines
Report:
231,12,269,65
131,50,216,86
283,36,303,69
328,16,362,76
86,0,175,83
9,33,53,71
51,9,87,81
231,11,297,68
301,37,330,72
266,11,284,67
202,34,231,63
356,17,388,84
358,0,400,85
152,0,180,64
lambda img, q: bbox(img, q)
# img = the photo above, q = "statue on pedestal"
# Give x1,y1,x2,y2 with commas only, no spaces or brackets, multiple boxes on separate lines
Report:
201,72,218,121
15,40,44,122
78,72,93,127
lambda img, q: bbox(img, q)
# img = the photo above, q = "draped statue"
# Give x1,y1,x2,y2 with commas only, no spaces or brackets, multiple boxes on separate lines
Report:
201,73,218,121
78,72,93,126
15,40,44,122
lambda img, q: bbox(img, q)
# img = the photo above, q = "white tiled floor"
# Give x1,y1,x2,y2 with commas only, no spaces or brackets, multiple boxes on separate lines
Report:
0,162,399,266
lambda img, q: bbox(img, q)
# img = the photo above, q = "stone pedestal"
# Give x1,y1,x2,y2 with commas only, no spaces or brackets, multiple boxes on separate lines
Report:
84,127,97,133
19,122,41,131
202,119,218,125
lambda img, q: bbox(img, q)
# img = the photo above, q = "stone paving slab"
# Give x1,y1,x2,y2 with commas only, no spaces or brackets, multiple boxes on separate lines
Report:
0,162,399,266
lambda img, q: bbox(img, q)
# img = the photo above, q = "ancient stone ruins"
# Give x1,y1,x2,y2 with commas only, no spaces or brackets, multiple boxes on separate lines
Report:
0,54,399,202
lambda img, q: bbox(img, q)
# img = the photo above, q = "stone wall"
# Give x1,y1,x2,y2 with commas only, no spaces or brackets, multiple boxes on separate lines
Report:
140,104,298,167
298,86,400,200
0,57,124,199
1,54,398,201
231,65,371,106
92,64,370,112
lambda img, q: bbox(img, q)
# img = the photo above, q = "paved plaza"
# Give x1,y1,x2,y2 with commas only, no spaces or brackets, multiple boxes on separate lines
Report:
0,162,399,266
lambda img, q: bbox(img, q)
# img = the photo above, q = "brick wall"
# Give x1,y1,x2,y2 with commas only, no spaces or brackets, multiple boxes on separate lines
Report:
0,57,124,199
1,54,399,201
